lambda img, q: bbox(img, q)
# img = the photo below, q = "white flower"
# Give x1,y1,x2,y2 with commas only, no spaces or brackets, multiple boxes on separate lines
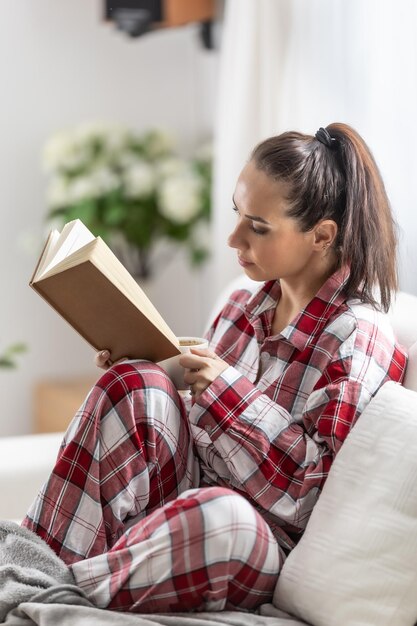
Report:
91,166,119,195
156,157,189,179
72,168,120,202
122,160,155,198
145,129,176,158
43,122,130,174
46,177,71,208
76,121,128,158
43,131,91,173
158,172,203,224
117,151,142,169
67,175,100,203
43,124,212,271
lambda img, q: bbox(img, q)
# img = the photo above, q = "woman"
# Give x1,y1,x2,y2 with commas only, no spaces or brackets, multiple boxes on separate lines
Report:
23,123,407,613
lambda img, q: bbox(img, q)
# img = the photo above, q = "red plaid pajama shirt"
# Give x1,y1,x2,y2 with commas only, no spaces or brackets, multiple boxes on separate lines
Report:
23,268,407,613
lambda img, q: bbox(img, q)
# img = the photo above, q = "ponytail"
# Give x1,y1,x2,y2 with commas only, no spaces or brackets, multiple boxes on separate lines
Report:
251,123,398,312
326,123,397,312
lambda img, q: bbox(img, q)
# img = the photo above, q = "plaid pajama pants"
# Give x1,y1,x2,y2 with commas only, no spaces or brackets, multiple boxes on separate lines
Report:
23,361,282,613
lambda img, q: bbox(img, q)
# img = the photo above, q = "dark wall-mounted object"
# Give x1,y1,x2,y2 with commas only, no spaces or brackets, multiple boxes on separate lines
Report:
104,0,216,47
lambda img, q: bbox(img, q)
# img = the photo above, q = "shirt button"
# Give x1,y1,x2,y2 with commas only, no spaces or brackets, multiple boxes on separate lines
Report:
205,425,212,434
261,352,270,361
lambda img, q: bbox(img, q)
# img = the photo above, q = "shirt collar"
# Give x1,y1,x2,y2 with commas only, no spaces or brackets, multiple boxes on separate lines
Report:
244,268,350,351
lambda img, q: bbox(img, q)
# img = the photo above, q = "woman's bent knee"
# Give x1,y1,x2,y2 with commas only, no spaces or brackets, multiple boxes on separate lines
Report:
84,360,184,430
97,360,178,398
177,487,280,568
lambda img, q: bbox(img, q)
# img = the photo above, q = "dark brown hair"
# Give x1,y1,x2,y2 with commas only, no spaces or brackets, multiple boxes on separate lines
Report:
251,123,398,312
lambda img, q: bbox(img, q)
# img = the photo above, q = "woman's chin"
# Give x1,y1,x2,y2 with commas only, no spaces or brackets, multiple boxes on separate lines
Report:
243,266,277,283
242,265,263,280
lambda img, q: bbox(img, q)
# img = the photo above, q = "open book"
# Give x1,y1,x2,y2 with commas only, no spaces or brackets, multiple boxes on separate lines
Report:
30,220,180,362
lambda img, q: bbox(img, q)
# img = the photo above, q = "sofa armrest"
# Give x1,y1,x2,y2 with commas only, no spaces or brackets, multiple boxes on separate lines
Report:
0,432,63,521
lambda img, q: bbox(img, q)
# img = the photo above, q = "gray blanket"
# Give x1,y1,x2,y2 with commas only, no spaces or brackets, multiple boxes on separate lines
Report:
0,521,92,620
4,605,306,626
0,522,306,626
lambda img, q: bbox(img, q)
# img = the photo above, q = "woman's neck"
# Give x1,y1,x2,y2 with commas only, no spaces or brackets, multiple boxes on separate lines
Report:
279,276,325,312
272,258,338,335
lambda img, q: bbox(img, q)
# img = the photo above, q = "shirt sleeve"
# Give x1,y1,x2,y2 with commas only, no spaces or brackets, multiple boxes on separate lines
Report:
189,366,372,533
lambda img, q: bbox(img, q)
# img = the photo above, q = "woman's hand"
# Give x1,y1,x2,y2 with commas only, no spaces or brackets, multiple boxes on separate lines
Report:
179,348,229,400
95,350,128,370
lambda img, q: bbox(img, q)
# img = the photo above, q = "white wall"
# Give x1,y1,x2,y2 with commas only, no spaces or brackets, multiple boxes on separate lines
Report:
0,0,218,436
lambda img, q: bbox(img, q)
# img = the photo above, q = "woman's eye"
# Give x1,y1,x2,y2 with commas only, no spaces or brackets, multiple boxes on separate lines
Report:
232,206,267,235
250,223,268,236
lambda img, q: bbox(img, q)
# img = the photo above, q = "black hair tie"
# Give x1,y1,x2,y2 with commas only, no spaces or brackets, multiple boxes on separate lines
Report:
315,127,337,149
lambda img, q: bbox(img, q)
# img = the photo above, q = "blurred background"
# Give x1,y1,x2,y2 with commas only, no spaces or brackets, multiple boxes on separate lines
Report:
0,0,416,437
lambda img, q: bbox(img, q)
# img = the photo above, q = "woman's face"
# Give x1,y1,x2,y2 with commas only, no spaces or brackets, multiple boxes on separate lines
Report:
228,160,317,283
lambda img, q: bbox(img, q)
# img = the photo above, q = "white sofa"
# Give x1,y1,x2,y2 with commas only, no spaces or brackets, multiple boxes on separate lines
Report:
2,279,417,626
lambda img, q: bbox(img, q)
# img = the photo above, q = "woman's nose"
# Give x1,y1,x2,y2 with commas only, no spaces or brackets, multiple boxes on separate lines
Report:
228,223,242,249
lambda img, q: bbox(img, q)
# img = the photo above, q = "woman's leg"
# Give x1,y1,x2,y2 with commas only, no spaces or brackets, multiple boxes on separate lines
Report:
71,486,283,613
22,361,199,564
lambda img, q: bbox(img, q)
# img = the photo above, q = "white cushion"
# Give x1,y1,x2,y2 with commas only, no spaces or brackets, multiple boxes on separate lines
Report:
273,382,417,626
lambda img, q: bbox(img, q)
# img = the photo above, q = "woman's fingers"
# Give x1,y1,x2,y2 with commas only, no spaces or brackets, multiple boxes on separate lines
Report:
183,369,199,385
95,350,129,370
95,350,112,370
181,349,229,396
179,348,217,369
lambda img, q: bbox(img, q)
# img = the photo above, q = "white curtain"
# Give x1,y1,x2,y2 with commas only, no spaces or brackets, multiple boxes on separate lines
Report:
209,0,417,302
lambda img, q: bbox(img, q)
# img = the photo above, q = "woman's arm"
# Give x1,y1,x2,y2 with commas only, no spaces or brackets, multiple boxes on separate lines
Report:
189,365,373,533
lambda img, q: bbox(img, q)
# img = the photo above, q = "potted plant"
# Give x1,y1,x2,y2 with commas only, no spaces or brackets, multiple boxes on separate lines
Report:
0,343,26,369
43,123,212,279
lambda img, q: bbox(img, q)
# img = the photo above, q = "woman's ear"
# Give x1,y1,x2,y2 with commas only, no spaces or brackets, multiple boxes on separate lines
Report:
313,219,338,250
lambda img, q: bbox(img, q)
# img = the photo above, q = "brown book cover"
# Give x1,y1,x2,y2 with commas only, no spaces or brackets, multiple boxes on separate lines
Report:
30,221,180,363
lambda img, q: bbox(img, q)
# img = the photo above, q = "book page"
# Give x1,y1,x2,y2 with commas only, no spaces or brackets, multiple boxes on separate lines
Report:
37,220,95,280
35,230,60,279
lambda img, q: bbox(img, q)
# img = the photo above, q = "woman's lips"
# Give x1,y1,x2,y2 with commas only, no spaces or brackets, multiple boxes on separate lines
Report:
238,256,254,268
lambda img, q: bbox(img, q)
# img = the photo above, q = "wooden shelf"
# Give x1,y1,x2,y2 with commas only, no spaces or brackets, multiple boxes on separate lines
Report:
162,0,215,26
104,0,215,29
33,376,97,433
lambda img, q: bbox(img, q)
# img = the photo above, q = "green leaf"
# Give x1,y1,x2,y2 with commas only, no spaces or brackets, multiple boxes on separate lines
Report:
74,201,98,225
91,225,111,240
161,220,191,241
47,207,70,220
0,358,15,369
102,202,126,227
0,342,27,370
5,343,27,356
190,247,210,266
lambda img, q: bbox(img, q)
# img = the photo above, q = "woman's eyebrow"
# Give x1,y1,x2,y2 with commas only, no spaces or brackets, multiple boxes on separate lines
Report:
246,214,270,224
232,195,271,224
